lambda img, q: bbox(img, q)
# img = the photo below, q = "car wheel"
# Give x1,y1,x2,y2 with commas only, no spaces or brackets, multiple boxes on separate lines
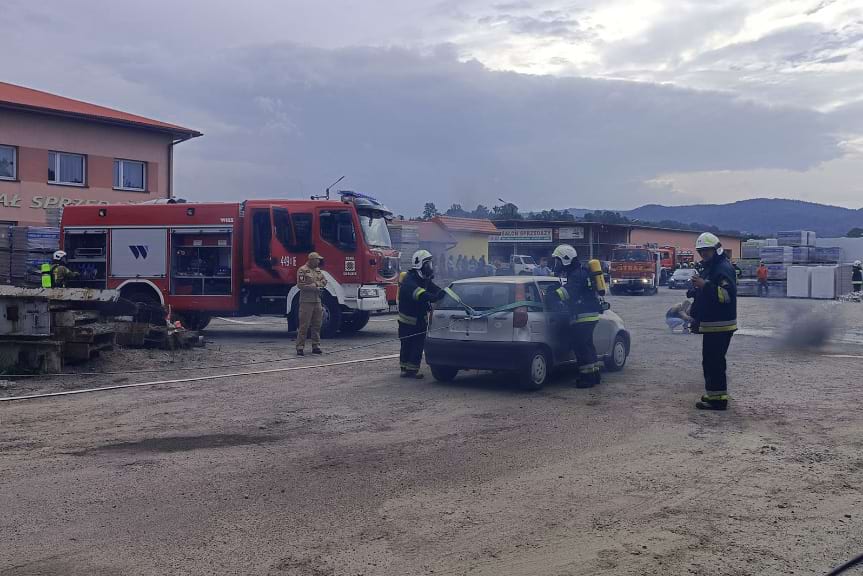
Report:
430,365,458,382
520,347,550,390
605,333,628,372
340,310,370,333
319,294,343,338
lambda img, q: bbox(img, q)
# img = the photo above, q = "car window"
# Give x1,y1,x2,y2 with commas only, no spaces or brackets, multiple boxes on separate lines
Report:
525,283,541,303
536,280,561,301
437,282,514,311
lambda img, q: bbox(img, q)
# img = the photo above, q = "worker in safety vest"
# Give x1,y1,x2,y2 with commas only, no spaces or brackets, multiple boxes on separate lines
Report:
853,260,862,293
42,251,78,288
397,249,444,378
688,233,737,411
295,252,327,356
756,261,769,297
544,244,603,387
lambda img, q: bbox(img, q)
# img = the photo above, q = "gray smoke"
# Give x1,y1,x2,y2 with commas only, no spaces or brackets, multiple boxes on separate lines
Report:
780,305,844,350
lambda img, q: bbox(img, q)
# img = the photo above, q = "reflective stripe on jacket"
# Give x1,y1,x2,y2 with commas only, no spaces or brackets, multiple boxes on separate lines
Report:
691,252,737,333
397,270,442,327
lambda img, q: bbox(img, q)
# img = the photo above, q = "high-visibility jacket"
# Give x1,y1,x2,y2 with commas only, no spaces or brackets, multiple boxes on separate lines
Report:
397,270,443,327
691,252,737,333
545,263,602,324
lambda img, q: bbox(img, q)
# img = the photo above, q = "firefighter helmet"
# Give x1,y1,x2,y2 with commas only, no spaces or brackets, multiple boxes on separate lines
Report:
695,232,723,255
53,250,67,261
551,244,578,265
411,249,435,279
855,260,862,267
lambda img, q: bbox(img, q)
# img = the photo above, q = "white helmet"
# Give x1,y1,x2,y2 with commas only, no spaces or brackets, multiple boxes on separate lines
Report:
53,250,67,261
855,260,862,267
695,232,723,255
411,249,434,278
551,244,578,266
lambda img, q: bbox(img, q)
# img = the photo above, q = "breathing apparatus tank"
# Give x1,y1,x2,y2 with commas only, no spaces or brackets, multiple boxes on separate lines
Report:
588,259,607,295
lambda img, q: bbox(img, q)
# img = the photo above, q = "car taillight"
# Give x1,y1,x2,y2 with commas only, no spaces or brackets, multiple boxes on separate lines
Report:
513,307,528,328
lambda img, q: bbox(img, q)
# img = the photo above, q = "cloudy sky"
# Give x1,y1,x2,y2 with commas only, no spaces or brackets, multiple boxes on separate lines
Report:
4,0,862,214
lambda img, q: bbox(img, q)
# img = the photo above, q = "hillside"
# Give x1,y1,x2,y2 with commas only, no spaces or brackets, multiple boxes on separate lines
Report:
575,199,863,237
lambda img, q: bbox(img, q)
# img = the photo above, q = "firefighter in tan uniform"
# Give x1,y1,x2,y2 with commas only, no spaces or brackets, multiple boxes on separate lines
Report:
296,252,327,356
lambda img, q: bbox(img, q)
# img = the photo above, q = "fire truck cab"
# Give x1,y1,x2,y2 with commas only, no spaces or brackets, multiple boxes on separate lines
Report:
60,192,400,336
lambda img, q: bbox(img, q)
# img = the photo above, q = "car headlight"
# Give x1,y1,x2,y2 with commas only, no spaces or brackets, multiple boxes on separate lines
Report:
612,279,620,284
640,278,651,283
359,287,379,298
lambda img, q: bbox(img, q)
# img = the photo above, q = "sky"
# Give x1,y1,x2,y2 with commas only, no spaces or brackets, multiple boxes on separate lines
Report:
3,0,862,214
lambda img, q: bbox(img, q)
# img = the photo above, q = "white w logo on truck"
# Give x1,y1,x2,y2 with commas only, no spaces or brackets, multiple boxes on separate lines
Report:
129,245,149,259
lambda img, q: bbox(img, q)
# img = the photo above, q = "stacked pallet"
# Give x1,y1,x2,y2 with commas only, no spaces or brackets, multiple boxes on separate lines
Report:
0,225,10,284
9,227,60,287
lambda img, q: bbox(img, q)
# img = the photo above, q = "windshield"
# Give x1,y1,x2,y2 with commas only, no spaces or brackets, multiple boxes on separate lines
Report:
358,212,392,248
521,256,536,265
672,269,696,279
613,249,651,262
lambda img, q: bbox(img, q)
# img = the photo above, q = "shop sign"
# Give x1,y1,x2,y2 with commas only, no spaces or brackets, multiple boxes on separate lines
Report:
559,227,585,240
0,194,110,210
489,228,553,243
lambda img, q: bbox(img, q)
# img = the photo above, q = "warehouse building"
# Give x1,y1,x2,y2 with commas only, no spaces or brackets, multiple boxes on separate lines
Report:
0,81,201,226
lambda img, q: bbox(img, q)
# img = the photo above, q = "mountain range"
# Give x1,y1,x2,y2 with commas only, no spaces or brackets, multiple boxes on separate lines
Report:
572,199,863,237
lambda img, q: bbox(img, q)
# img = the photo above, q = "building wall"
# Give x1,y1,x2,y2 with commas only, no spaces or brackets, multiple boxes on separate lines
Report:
0,108,172,225
449,232,488,260
630,228,742,260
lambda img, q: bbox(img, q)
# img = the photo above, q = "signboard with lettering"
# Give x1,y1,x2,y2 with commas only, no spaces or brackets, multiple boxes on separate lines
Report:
488,229,553,243
559,227,585,240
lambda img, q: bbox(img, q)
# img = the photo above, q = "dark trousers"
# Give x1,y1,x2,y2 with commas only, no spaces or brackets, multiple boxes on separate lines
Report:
398,321,426,372
854,282,862,293
758,280,769,297
702,332,733,393
570,321,599,375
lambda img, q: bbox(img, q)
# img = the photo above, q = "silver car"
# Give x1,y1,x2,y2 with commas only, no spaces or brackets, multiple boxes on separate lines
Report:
424,276,631,390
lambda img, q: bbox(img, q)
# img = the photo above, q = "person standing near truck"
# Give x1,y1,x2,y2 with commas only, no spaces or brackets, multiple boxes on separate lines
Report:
398,250,445,378
295,252,327,356
688,233,737,411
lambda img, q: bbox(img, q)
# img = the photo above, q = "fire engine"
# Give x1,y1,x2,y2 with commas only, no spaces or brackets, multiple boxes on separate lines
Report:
609,245,662,295
59,192,400,336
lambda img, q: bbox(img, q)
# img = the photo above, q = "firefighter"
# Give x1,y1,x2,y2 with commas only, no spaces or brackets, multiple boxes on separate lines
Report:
42,251,78,288
688,232,737,411
398,249,444,378
853,260,862,293
295,252,327,356
545,244,603,388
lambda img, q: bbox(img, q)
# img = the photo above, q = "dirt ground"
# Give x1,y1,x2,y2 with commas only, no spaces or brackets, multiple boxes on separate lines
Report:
1,289,863,576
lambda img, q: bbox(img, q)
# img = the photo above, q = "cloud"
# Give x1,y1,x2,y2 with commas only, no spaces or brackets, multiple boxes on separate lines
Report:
73,43,844,213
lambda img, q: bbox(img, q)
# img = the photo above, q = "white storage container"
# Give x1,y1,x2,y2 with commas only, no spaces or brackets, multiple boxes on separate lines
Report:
810,266,836,299
786,266,811,298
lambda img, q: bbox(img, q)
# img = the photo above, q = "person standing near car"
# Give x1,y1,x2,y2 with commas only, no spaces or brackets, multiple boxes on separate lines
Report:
688,233,737,411
534,257,552,277
545,244,603,388
295,252,327,356
398,250,445,378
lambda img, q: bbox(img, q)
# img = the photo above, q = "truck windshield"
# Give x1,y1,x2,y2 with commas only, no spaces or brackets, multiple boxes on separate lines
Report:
359,212,392,248
520,256,536,265
613,249,651,262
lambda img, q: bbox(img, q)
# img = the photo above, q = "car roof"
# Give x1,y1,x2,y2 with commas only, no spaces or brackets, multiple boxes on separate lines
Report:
450,275,558,285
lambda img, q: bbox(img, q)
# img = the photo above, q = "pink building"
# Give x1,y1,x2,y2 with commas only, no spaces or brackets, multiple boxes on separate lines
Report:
0,82,201,226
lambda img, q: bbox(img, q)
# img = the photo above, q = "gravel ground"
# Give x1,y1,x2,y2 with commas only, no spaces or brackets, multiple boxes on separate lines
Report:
1,290,863,576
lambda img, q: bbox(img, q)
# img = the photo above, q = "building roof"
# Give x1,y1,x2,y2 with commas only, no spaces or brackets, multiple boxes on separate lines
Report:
0,81,202,140
433,216,498,234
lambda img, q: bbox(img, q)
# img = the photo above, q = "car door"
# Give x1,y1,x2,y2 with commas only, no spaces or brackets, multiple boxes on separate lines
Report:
537,279,571,362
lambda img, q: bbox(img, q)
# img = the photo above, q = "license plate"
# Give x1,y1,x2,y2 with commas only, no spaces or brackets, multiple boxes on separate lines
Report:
450,318,487,334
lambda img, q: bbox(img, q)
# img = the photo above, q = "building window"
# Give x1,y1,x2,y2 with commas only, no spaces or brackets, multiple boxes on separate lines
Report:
48,151,85,186
0,145,16,180
113,159,146,191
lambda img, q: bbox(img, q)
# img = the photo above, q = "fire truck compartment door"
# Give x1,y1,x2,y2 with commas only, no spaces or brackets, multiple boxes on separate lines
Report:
110,228,167,278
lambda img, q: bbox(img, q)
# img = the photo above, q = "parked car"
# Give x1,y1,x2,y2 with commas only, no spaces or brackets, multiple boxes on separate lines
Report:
424,276,631,390
667,268,697,289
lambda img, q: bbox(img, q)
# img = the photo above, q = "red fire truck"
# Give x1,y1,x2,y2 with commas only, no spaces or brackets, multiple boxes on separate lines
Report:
609,245,662,295
60,192,400,336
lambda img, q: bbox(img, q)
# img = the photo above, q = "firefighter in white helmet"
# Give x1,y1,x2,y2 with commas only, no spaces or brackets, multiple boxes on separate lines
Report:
688,232,737,410
397,249,445,378
41,250,78,288
853,260,862,293
544,244,603,387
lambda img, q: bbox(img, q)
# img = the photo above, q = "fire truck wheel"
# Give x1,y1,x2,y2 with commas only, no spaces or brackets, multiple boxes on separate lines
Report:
176,312,211,331
340,311,370,333
319,294,342,339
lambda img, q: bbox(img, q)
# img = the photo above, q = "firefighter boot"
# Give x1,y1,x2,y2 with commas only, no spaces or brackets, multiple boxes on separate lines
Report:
696,393,728,411
312,346,323,355
400,370,425,379
296,349,304,356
